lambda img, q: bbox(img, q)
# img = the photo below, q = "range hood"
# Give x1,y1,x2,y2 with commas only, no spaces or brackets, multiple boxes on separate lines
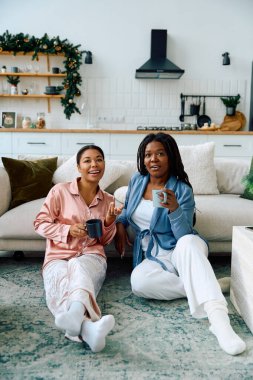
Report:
135,29,184,79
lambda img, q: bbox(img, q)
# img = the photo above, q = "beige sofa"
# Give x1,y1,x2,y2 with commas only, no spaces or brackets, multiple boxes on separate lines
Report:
0,142,253,259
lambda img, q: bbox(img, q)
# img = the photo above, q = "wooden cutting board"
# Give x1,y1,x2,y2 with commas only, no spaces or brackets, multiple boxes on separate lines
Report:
220,111,246,131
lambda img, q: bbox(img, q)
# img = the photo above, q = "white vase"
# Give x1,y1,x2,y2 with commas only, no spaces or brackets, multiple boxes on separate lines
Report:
10,85,18,95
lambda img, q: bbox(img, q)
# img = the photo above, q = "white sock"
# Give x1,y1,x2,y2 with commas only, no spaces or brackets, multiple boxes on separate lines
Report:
204,300,246,356
55,301,85,337
81,315,115,352
217,277,231,293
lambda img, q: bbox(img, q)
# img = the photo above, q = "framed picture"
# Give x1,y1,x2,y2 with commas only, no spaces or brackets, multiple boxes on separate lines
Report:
1,111,17,128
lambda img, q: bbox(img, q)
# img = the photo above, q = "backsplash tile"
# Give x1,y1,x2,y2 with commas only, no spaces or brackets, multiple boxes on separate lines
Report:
1,74,247,130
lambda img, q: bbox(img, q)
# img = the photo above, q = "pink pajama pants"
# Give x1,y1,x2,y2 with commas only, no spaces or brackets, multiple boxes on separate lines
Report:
43,253,107,321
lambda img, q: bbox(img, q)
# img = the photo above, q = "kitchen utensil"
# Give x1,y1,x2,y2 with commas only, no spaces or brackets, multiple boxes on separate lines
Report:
223,111,246,129
190,103,200,116
197,97,211,127
179,96,185,122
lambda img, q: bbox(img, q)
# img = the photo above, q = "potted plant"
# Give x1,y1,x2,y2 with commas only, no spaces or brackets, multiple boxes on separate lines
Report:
1,65,7,73
6,75,20,95
220,94,240,116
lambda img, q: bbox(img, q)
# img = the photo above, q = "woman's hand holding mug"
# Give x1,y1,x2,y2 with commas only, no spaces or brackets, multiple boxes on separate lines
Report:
69,223,87,238
153,189,179,212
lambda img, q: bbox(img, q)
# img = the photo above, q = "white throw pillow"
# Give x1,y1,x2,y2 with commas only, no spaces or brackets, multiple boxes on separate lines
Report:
52,155,127,190
114,186,128,206
179,142,219,195
214,158,250,194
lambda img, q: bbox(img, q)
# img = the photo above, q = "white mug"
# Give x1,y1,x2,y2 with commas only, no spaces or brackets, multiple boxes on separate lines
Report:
152,189,167,208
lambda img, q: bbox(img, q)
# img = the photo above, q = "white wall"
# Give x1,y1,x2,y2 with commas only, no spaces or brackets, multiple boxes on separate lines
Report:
0,0,252,130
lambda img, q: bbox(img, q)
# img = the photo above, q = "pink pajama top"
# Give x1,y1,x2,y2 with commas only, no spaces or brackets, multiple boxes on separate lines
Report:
34,178,116,270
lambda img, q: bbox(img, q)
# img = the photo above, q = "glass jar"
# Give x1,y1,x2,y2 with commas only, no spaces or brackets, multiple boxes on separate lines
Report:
22,116,32,129
36,112,46,129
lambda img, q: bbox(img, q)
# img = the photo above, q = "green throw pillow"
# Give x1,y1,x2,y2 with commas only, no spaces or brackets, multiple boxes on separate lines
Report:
241,157,253,201
2,156,58,209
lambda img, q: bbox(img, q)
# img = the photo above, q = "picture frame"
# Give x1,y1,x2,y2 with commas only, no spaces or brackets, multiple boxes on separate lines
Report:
1,111,17,128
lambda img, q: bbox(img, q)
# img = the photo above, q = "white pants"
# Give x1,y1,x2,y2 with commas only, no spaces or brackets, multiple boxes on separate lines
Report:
43,254,107,321
131,235,226,318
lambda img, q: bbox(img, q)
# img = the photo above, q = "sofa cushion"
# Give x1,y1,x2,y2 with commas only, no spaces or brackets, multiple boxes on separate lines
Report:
52,155,127,190
105,160,137,194
114,188,253,243
114,186,128,206
240,157,253,200
2,157,57,209
195,194,253,241
179,142,219,195
18,155,68,168
0,198,45,239
214,158,250,194
0,167,11,216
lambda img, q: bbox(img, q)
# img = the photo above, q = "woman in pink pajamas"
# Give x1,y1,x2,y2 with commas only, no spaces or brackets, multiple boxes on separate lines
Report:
34,145,122,352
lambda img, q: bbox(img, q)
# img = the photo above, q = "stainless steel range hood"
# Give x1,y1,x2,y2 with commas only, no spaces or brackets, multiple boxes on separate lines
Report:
135,29,184,79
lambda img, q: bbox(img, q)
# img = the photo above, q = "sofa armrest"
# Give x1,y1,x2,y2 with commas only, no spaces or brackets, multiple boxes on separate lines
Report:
0,167,11,216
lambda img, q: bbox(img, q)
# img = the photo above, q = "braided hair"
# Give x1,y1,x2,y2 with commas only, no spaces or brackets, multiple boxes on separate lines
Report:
137,133,193,190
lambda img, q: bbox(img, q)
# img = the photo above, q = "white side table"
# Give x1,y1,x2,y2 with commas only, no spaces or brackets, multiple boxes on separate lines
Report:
230,226,253,334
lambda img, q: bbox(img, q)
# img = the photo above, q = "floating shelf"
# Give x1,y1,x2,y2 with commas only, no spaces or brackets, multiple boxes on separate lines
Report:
0,94,64,98
0,72,66,77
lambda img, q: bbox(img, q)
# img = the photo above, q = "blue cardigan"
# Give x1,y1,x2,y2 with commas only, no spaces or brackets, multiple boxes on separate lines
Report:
117,172,201,270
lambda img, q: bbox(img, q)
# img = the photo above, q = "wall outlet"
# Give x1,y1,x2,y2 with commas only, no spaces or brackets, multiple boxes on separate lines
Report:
97,115,125,123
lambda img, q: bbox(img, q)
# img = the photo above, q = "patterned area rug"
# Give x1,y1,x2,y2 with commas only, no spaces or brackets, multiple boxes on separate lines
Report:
0,256,252,380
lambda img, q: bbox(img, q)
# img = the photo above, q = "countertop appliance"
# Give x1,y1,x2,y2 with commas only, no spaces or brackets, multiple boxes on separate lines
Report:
136,125,183,131
136,124,197,131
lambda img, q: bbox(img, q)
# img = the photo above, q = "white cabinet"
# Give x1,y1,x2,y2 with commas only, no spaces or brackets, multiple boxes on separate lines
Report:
111,134,209,160
172,134,208,146
207,135,253,158
114,133,252,160
12,133,61,156
0,132,12,156
110,134,144,159
61,133,110,156
0,130,252,160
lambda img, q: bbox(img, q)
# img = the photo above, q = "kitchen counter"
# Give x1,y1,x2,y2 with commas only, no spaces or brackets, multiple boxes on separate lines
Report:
0,128,253,135
1,128,252,160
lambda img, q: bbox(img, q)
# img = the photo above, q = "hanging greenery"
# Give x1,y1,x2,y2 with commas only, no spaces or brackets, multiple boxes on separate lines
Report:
0,30,85,119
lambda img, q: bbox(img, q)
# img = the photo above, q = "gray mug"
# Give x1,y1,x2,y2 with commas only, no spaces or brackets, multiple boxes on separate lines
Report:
86,219,103,238
152,189,167,208
11,67,19,73
52,67,60,74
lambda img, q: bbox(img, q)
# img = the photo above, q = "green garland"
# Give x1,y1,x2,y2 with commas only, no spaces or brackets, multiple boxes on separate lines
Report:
0,30,85,119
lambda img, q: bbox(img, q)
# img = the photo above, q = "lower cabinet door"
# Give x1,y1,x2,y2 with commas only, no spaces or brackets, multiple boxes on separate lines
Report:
61,133,110,156
12,133,61,155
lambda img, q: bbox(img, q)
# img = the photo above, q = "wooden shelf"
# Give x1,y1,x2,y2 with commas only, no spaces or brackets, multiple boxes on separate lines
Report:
0,51,64,56
0,72,66,77
0,94,64,98
0,51,66,113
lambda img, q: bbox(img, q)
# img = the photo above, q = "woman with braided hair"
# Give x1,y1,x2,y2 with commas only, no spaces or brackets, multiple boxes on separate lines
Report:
115,133,245,356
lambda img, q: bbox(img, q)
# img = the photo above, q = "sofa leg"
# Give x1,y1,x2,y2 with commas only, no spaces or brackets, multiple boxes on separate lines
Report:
13,251,25,260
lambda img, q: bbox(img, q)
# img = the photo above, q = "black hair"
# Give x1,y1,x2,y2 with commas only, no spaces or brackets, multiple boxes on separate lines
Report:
137,133,193,189
76,144,105,165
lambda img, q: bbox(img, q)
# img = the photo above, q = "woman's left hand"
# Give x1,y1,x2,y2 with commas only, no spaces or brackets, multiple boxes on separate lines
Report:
161,189,179,212
105,202,123,227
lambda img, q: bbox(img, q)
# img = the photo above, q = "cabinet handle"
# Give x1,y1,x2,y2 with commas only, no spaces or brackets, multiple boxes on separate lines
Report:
76,142,95,145
223,144,242,147
27,142,46,145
